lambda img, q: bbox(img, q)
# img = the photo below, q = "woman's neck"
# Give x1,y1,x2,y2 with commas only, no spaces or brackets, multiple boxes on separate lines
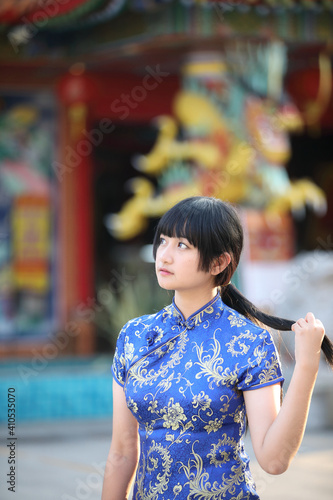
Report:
174,287,218,320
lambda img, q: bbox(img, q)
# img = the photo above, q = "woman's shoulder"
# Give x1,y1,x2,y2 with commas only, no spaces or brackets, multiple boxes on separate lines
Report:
222,302,268,335
220,304,279,362
119,303,171,336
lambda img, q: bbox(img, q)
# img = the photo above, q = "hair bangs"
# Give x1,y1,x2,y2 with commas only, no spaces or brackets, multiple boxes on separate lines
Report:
152,197,218,268
153,201,198,257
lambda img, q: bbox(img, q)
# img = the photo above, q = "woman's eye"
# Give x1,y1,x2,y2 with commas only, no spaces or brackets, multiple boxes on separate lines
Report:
178,241,187,249
159,237,166,245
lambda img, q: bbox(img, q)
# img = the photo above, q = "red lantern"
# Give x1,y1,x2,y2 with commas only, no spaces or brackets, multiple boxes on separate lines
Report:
57,70,98,106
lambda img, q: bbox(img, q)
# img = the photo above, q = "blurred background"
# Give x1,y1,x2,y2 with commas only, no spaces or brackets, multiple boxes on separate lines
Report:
0,1,333,499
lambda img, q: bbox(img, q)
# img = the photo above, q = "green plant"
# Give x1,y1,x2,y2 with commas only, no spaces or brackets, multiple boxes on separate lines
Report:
94,268,170,352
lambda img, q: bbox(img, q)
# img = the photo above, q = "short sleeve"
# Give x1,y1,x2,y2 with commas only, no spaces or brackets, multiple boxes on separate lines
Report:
111,325,127,387
237,329,284,391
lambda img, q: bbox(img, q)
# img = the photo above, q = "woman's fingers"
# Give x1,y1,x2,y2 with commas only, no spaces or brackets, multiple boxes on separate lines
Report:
292,317,306,331
305,312,316,325
292,312,319,331
291,312,325,369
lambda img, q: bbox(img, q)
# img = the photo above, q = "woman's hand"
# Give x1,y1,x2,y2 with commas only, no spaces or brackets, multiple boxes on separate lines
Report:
292,312,325,371
246,313,325,474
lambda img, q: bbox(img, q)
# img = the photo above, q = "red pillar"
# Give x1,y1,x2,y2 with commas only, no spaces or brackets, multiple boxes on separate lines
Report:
56,70,96,355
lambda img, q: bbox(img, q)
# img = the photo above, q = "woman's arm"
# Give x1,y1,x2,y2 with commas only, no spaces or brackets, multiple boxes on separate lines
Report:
102,380,139,500
244,312,325,475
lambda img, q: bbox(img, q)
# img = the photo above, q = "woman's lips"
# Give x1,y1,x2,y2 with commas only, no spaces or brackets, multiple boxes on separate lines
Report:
159,268,173,276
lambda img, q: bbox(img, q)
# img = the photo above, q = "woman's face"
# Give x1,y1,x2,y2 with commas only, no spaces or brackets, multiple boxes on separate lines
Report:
155,234,216,294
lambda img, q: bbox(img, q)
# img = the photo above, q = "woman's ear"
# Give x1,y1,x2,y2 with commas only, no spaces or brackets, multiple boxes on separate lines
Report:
211,253,231,276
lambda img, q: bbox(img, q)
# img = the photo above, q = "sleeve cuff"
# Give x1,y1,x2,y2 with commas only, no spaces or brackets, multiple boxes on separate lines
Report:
241,376,284,392
111,365,125,388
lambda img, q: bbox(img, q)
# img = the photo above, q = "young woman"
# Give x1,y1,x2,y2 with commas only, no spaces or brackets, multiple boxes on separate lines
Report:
102,196,332,500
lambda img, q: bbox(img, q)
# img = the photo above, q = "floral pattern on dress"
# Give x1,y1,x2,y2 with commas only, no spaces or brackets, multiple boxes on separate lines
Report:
112,295,284,500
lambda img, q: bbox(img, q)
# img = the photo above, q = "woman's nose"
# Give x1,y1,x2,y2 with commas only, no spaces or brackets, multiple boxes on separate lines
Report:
160,245,173,263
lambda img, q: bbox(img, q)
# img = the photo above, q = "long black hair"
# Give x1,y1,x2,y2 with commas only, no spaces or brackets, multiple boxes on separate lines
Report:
153,196,333,367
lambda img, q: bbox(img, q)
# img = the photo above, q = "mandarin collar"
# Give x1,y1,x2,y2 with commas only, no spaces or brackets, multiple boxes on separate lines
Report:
170,293,222,330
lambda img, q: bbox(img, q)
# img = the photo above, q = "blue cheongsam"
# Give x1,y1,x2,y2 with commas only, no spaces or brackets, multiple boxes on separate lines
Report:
112,294,284,500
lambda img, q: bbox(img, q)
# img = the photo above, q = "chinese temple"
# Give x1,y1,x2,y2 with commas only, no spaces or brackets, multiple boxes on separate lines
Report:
0,0,333,361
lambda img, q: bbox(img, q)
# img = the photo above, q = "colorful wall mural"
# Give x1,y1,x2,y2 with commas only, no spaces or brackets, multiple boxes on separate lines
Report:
0,92,57,339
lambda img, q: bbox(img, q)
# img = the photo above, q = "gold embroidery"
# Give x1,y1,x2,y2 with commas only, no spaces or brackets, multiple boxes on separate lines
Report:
194,332,239,389
173,482,183,497
227,313,247,328
129,331,189,390
226,330,257,357
204,417,226,434
207,434,237,467
162,401,187,430
180,441,246,499
115,298,282,499
128,397,138,413
136,441,173,500
192,391,212,412
258,354,281,384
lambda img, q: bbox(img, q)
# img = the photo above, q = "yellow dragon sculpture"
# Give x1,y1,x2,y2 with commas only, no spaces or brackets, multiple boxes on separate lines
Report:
108,52,327,240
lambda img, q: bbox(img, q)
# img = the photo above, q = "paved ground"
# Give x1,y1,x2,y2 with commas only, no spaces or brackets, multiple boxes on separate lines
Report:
1,418,333,500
